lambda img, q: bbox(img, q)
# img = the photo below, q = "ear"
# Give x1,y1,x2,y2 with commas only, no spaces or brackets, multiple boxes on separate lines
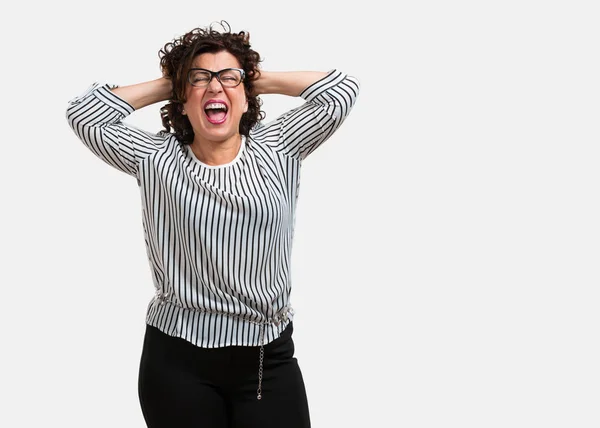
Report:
243,99,248,113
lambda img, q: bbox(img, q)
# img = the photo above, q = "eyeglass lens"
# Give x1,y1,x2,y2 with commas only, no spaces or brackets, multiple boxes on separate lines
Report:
189,69,242,87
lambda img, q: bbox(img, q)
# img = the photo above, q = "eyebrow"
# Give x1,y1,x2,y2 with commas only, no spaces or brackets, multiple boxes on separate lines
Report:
190,66,239,71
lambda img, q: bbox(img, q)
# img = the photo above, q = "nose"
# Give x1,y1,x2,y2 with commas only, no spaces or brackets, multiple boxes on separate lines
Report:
207,75,223,93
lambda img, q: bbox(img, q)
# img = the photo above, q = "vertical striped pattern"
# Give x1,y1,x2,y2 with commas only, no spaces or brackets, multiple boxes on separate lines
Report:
66,70,360,347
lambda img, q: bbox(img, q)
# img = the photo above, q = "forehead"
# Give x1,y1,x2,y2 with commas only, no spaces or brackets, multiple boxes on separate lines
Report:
191,51,241,70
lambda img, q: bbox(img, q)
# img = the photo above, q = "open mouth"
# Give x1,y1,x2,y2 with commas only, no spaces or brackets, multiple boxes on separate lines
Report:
204,101,228,124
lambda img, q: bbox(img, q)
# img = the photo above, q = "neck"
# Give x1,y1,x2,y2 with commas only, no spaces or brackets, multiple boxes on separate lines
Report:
191,134,242,166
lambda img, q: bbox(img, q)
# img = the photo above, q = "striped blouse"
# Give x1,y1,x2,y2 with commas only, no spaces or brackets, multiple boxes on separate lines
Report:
66,69,360,350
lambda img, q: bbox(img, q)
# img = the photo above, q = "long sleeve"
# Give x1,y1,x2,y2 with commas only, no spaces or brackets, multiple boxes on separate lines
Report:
251,69,360,161
65,82,168,181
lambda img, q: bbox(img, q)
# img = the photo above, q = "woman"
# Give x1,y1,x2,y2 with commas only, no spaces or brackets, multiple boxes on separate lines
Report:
66,21,359,428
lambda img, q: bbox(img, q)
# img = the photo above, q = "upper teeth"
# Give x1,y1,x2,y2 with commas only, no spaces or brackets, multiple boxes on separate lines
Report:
205,103,227,110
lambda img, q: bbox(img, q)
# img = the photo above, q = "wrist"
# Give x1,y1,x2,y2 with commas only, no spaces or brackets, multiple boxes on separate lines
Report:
252,70,270,96
156,77,173,102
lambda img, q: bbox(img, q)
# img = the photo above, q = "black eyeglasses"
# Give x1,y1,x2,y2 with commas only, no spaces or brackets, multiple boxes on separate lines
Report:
187,68,245,88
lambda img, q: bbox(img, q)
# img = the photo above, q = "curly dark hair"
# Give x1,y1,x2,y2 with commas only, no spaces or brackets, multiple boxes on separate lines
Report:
158,21,264,143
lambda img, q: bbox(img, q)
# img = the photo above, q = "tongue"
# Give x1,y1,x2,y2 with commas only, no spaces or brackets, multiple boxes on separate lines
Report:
206,110,226,122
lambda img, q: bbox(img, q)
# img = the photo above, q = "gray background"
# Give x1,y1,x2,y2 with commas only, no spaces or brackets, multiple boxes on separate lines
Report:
2,0,599,427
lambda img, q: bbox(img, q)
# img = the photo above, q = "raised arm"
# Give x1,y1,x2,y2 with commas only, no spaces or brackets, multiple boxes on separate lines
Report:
250,69,360,160
252,71,329,97
110,77,172,110
66,78,173,181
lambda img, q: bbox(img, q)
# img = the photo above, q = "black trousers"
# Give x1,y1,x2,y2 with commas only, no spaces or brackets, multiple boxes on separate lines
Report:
138,322,311,428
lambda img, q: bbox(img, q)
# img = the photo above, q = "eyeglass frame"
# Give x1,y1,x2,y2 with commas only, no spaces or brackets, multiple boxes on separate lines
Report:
187,67,246,88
